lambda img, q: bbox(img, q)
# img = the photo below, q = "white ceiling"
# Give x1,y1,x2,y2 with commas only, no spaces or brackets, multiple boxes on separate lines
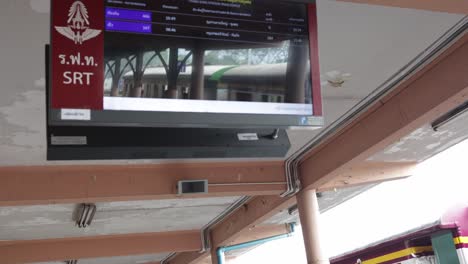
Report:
0,197,239,240
0,1,466,264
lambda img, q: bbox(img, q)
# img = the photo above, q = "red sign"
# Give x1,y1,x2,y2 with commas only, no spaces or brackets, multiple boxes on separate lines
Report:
51,0,104,110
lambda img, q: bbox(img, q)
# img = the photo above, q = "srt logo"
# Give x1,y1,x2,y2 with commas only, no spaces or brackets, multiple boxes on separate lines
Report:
55,1,101,44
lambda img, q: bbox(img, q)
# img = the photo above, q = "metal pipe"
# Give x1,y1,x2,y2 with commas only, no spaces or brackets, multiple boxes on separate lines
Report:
86,204,96,227
199,196,251,253
160,252,176,264
216,223,296,264
431,100,468,131
208,182,287,187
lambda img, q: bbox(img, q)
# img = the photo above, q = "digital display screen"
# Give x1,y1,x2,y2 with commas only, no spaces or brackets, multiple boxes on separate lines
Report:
102,0,314,116
50,0,321,128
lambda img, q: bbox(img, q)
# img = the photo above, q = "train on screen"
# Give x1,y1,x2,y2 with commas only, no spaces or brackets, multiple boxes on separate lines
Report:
104,63,312,104
330,207,468,264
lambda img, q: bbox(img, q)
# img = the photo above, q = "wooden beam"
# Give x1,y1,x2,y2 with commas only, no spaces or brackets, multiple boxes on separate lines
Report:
300,33,468,190
317,161,416,192
0,230,200,264
338,0,468,14
0,161,286,206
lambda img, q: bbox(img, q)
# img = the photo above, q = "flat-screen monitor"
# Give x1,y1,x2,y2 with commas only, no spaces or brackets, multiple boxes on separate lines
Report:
49,0,322,128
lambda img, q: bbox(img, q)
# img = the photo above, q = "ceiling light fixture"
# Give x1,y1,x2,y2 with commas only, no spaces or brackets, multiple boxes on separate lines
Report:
321,70,352,88
431,100,468,132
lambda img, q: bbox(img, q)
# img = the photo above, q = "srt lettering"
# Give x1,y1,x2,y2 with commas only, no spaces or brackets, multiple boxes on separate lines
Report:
63,72,94,85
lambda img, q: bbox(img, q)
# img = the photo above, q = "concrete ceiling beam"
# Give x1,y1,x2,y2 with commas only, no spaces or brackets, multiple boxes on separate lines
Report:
317,161,417,192
337,0,468,14
0,161,286,206
300,33,468,191
0,230,200,264
0,160,416,207
168,30,468,264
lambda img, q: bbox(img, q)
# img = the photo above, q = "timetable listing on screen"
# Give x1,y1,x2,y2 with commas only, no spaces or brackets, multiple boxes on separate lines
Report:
104,7,306,36
105,19,306,44
104,0,308,45
105,0,308,25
